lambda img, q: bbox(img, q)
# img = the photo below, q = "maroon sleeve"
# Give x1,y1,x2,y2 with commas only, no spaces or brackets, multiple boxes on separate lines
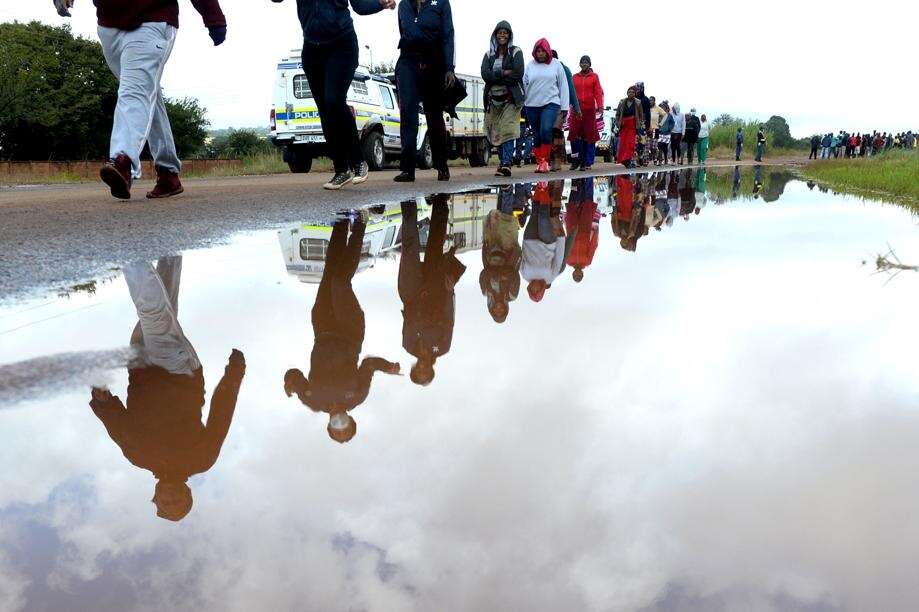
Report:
190,0,227,28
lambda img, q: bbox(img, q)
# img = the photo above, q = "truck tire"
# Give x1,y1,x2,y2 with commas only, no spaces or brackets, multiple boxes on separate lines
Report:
286,147,312,174
362,132,386,171
469,138,491,167
417,135,433,170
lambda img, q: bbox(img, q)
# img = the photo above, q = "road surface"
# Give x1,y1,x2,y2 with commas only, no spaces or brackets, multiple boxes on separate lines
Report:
0,159,802,301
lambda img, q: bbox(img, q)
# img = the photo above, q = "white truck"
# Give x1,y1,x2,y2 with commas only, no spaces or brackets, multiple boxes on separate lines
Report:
268,50,491,173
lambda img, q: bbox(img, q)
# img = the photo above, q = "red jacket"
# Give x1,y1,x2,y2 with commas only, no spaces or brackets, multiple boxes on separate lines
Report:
572,70,604,111
565,202,600,268
94,0,226,30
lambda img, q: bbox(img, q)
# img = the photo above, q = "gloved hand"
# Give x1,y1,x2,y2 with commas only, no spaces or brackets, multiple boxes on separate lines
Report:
53,0,73,17
208,26,227,46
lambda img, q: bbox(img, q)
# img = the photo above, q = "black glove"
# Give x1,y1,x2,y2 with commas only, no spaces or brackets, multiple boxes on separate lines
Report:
208,26,227,46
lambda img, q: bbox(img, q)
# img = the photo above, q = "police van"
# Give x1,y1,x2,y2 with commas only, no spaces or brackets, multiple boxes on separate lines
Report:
269,49,491,173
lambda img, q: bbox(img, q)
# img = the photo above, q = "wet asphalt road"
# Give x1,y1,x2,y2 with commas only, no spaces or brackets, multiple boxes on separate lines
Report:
0,160,797,302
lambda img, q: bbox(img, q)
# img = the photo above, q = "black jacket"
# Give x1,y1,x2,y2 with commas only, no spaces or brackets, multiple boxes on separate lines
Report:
397,0,455,70
480,21,525,109
295,0,384,46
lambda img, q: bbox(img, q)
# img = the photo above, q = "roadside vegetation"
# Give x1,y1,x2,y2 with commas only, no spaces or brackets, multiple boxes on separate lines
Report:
708,114,808,160
802,150,919,208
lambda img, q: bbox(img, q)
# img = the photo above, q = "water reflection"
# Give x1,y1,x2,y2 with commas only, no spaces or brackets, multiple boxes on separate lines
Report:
284,217,402,443
90,257,246,521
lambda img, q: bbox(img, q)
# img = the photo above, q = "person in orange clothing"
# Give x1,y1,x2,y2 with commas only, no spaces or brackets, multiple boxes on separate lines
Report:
568,56,605,171
564,177,601,283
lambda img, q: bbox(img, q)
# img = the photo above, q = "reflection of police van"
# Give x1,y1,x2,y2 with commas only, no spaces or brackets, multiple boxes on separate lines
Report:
444,190,497,253
268,49,491,173
278,203,430,283
596,107,616,163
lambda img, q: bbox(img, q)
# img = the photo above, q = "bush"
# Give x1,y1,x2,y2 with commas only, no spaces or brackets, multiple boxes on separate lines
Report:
203,128,273,158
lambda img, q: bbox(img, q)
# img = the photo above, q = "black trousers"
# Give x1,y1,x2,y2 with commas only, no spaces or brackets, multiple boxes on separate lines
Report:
302,32,362,174
396,57,448,173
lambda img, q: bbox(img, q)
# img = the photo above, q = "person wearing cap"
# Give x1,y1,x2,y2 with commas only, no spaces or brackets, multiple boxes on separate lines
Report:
568,56,605,171
482,21,525,178
89,257,246,522
284,214,401,444
393,0,456,183
523,39,571,173
399,196,467,386
53,0,226,200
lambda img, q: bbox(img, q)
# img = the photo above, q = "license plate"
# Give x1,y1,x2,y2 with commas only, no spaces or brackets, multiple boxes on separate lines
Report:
295,134,325,143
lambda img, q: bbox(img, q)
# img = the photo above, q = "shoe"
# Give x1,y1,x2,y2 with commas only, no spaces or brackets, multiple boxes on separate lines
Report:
146,166,184,199
352,161,369,185
497,166,512,177
582,165,591,171
569,163,581,172
99,153,132,199
537,160,550,173
323,171,353,190
437,168,450,182
393,171,415,183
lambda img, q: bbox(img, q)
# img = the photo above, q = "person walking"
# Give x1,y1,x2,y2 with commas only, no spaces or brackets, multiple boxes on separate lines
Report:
54,0,226,200
393,0,455,183
821,133,832,159
696,113,711,165
670,102,685,164
273,0,395,190
523,39,570,173
809,134,820,160
657,101,673,166
550,50,579,171
683,109,701,165
736,127,745,161
482,21,525,178
755,125,766,162
649,97,666,165
615,86,645,168
568,56,605,171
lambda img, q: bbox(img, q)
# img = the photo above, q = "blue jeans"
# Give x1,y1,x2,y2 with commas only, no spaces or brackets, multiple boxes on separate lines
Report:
572,140,596,166
498,140,515,167
524,103,560,148
735,143,742,160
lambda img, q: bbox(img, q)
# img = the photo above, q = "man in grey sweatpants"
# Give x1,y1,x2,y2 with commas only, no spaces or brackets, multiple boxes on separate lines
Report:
53,0,226,200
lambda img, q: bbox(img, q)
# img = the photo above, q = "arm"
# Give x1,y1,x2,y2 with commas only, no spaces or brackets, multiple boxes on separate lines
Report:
441,0,455,72
89,388,129,446
350,0,386,16
594,77,604,112
481,53,493,84
199,351,246,471
557,65,570,111
190,0,227,27
507,48,525,85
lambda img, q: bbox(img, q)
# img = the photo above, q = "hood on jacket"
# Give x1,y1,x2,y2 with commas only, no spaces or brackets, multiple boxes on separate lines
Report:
532,38,553,64
672,103,681,115
490,20,514,56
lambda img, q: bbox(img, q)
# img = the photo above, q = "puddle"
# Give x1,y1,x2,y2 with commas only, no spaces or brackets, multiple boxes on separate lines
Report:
2,166,919,610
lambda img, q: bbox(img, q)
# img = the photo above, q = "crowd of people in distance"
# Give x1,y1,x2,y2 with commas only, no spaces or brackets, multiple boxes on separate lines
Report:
809,130,916,160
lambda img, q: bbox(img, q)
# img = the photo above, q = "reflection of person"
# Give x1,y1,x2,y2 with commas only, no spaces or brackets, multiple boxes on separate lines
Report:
400,197,467,385
89,257,245,522
565,178,600,282
522,181,566,300
753,164,764,198
285,216,401,443
480,186,523,323
679,169,696,218
732,165,742,199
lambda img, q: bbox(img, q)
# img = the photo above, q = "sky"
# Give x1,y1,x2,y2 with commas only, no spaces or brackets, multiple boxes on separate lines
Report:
3,1,917,136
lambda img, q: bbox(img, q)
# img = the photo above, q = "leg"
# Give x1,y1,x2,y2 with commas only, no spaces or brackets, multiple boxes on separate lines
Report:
396,60,421,174
321,34,361,173
398,201,423,302
421,68,448,171
99,23,177,178
147,84,181,173
585,142,596,167
499,140,515,167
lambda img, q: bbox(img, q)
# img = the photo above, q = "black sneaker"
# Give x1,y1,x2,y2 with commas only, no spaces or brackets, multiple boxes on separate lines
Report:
352,161,369,185
323,171,353,190
393,172,415,183
498,166,512,177
437,168,450,182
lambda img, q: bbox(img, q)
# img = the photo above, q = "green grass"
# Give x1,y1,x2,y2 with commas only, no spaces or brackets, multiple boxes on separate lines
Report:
801,149,919,208
184,152,297,178
0,171,85,186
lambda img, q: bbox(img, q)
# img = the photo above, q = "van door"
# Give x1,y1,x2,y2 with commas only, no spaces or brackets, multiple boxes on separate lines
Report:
377,84,401,149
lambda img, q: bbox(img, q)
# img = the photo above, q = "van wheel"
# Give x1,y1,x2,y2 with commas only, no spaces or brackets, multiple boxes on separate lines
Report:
417,135,433,170
286,148,312,174
363,132,386,171
469,139,491,167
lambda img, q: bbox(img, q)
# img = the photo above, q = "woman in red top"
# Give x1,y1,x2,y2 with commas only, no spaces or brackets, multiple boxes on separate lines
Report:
568,56,605,171
564,177,600,283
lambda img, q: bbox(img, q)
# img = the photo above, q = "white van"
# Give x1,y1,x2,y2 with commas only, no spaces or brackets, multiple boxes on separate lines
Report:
269,50,491,173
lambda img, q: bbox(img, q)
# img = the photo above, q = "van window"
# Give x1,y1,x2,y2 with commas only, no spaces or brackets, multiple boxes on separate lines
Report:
379,85,395,110
299,238,327,260
352,80,369,96
293,75,311,99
